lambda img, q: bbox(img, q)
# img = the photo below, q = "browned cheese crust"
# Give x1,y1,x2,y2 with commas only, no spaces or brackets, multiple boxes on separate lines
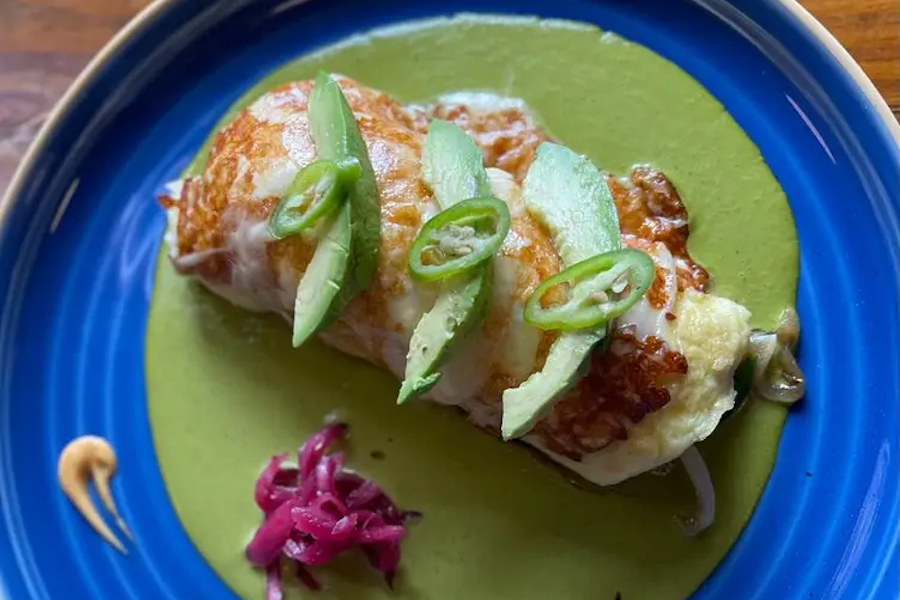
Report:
160,77,711,460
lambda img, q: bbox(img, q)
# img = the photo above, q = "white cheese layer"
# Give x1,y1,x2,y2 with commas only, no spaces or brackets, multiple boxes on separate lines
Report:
525,290,750,485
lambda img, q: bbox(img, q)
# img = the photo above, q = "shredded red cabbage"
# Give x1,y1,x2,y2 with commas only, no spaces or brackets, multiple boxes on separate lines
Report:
247,424,419,597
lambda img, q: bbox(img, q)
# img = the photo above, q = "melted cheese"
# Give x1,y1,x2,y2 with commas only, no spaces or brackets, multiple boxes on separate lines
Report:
486,168,542,382
249,87,309,125
436,91,529,115
619,242,678,347
492,254,542,381
527,289,750,485
430,331,491,407
163,181,184,261
251,157,299,200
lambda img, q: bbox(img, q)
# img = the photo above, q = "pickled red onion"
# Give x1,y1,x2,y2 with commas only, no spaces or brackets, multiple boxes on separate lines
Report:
246,424,419,595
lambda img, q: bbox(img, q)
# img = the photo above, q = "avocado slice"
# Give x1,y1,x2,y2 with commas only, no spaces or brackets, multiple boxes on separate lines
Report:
421,120,491,202
291,73,381,347
520,143,620,266
500,142,621,439
397,120,493,403
398,272,491,402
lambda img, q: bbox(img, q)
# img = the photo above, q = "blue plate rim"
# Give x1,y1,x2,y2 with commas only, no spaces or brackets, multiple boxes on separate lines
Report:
0,1,897,599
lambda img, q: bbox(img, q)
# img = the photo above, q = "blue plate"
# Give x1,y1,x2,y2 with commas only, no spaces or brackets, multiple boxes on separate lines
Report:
0,0,897,598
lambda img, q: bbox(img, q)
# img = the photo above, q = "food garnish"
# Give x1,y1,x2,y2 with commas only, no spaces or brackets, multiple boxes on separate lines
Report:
748,307,805,404
290,73,380,348
269,158,361,240
57,436,132,553
523,248,655,331
246,424,420,597
398,120,499,404
501,142,625,440
678,446,715,536
408,196,510,282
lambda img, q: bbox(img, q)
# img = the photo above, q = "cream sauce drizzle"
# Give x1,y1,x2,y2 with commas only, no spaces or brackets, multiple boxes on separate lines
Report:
57,435,132,553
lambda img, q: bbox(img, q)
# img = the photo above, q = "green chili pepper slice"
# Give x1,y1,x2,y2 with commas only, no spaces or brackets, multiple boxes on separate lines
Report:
524,248,656,331
408,196,511,282
268,157,361,240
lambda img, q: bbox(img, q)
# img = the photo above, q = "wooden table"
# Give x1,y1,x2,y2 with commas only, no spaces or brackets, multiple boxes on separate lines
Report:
1,0,897,193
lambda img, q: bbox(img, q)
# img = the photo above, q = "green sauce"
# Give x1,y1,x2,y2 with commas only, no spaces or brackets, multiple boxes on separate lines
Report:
147,15,798,600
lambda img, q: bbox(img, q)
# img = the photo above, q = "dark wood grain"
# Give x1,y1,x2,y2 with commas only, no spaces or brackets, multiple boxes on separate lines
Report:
801,0,900,114
0,0,152,194
0,0,897,194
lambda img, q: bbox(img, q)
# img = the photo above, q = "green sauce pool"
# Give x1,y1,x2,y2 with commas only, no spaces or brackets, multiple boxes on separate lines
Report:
146,15,798,600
